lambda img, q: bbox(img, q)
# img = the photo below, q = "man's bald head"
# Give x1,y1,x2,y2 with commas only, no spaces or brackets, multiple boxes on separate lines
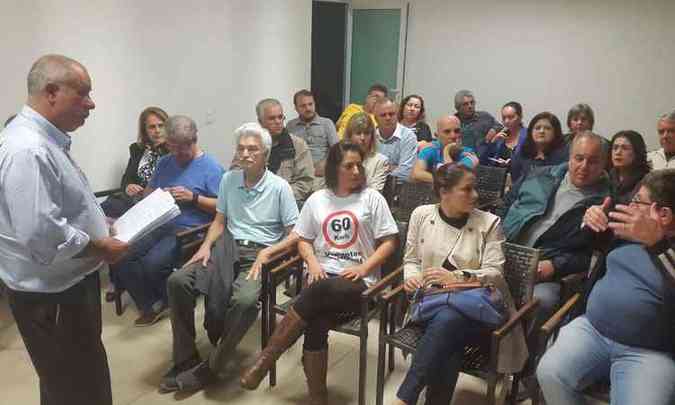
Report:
25,54,95,133
436,115,462,146
27,54,88,97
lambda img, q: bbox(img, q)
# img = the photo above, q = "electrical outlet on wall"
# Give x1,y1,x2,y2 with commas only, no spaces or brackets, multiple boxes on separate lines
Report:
205,108,215,126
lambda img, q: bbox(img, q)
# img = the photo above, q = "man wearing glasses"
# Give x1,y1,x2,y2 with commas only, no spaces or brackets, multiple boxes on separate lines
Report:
256,98,314,204
648,111,675,170
539,169,675,405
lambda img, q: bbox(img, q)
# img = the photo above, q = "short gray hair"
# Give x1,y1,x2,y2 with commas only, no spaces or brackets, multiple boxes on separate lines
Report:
454,89,474,110
27,54,86,96
165,115,198,144
571,130,608,162
374,96,396,110
256,98,283,121
234,122,272,160
658,110,675,123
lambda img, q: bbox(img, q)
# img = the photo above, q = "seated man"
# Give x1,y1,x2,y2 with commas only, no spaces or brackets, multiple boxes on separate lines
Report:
453,89,501,150
111,115,223,326
500,131,610,380
537,169,675,405
648,110,675,170
257,98,314,203
411,115,479,183
375,97,418,181
336,82,387,138
287,89,338,190
160,123,299,393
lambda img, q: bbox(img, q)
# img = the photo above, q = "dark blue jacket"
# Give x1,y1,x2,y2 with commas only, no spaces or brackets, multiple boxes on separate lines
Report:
500,163,610,278
510,142,569,184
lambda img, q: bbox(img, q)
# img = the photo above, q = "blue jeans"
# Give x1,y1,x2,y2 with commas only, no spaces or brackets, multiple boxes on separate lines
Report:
397,306,480,404
111,223,179,312
537,316,675,405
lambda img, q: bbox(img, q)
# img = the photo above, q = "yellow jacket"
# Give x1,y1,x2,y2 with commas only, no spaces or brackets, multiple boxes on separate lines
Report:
336,104,378,139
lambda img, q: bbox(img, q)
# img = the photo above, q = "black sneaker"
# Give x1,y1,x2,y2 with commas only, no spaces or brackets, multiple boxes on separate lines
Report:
159,355,202,394
173,361,218,392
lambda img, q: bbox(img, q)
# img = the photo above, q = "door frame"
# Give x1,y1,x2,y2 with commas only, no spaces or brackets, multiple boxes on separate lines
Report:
349,0,409,103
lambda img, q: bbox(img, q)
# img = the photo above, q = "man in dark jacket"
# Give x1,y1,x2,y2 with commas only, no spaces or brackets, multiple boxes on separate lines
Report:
501,131,609,380
537,169,675,405
160,122,298,393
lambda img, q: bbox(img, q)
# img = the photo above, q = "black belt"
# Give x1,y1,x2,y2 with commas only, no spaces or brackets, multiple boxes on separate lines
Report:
235,239,266,249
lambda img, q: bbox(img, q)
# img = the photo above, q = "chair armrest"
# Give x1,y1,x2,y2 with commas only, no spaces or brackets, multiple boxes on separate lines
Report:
382,284,406,303
541,293,581,337
361,266,403,300
493,297,539,340
269,255,302,276
176,222,212,241
94,188,122,198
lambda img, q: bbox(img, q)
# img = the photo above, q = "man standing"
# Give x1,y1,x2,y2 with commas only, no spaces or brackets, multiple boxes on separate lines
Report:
411,115,479,183
257,98,314,203
648,111,675,170
287,89,338,190
375,97,418,181
453,89,501,150
161,123,299,392
336,83,388,138
0,55,129,405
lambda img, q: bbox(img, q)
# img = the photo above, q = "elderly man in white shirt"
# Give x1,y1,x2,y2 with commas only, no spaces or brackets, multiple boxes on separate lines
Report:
0,54,128,405
648,111,675,170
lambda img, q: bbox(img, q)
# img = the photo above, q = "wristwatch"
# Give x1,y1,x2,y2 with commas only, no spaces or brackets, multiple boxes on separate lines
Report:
192,191,200,206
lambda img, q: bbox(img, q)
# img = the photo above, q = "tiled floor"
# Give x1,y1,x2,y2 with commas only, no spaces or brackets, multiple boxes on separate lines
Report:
1,275,526,405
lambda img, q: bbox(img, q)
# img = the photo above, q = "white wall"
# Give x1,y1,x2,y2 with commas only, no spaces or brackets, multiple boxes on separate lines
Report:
403,0,675,150
0,0,312,190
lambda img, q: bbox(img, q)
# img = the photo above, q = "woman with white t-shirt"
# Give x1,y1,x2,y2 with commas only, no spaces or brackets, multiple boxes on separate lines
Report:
240,142,399,404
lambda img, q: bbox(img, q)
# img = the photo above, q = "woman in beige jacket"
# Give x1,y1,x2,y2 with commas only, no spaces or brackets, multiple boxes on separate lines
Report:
394,163,528,405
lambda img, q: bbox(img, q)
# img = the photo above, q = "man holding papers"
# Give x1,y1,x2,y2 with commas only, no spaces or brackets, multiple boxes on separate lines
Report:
110,115,224,327
159,122,299,393
0,55,128,405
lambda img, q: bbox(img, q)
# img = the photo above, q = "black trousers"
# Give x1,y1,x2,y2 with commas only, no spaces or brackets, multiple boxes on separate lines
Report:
8,272,112,405
293,276,368,351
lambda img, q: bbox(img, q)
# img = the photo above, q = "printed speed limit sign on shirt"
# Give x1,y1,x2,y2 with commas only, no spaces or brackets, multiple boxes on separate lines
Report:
322,210,359,249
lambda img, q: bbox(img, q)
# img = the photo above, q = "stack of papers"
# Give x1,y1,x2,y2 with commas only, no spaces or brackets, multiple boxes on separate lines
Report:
113,188,181,243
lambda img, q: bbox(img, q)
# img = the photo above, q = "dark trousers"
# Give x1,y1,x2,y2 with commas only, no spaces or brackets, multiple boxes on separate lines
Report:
167,244,262,371
397,306,480,404
8,272,112,405
111,223,179,312
293,276,368,351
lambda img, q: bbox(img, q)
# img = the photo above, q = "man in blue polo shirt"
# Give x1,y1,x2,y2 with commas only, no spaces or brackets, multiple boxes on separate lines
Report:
111,115,224,327
411,115,479,183
161,122,299,393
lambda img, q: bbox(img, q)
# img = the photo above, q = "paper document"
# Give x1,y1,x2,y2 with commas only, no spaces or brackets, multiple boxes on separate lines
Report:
113,188,181,243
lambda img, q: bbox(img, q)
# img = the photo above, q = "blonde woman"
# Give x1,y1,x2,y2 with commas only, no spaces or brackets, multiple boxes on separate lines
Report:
344,112,390,192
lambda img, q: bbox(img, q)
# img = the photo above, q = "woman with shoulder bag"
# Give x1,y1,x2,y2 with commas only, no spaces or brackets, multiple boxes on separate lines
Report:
393,162,528,405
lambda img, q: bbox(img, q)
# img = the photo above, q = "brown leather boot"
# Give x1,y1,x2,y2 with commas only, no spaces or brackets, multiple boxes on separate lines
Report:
302,349,328,405
240,307,307,390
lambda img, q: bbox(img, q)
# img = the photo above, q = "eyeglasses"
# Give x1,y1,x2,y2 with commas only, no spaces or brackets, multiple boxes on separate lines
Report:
629,195,653,207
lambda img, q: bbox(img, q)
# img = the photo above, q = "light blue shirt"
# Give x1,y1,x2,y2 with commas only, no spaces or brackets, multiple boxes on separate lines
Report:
376,123,417,180
0,106,108,293
216,169,299,245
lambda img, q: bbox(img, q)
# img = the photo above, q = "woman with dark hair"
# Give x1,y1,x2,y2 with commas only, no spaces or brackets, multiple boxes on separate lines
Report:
344,112,390,192
240,142,399,404
608,130,650,204
478,101,527,168
101,106,170,217
399,94,433,142
393,163,527,404
510,111,568,183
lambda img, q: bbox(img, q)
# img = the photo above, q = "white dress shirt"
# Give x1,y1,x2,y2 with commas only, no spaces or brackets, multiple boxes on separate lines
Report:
0,106,108,292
